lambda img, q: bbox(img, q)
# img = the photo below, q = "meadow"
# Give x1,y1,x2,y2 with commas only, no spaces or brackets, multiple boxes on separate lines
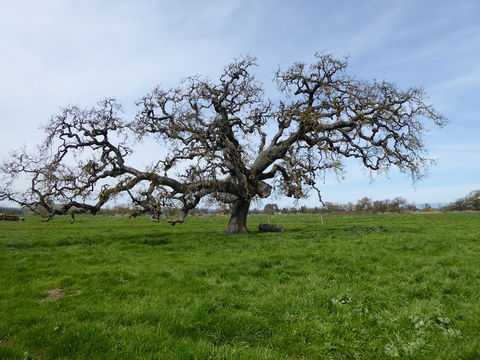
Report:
0,213,479,359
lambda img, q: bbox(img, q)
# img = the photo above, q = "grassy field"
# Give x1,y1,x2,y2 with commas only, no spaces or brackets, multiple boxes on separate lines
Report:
0,213,479,359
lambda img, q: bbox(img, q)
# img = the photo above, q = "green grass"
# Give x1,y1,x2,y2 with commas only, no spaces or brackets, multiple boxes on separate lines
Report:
0,213,479,359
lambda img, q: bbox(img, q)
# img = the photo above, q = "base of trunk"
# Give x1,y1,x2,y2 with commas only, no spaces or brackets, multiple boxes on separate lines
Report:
224,199,250,233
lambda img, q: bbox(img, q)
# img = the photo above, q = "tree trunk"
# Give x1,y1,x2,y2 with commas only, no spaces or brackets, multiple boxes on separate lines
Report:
225,198,251,233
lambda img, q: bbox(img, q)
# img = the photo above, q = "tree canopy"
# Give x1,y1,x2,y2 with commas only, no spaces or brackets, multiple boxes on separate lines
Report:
0,53,445,232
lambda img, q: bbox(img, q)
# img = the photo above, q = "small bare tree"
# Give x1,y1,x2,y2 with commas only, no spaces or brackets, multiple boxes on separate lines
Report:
0,53,445,233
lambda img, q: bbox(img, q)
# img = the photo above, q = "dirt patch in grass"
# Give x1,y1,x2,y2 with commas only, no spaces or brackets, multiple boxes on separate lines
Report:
41,287,65,302
40,288,83,302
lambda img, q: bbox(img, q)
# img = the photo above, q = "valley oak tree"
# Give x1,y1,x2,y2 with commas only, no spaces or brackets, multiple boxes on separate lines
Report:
0,54,445,233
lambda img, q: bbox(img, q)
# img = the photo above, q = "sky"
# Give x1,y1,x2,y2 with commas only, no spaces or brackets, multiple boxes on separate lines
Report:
0,0,479,208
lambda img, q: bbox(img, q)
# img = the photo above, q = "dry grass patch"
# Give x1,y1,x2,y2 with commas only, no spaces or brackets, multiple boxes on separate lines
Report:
41,287,65,302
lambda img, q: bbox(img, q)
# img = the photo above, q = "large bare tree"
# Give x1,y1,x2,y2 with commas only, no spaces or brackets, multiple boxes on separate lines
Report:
0,53,444,233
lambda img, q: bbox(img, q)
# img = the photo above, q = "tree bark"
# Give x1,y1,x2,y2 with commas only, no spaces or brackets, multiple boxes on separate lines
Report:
225,198,251,233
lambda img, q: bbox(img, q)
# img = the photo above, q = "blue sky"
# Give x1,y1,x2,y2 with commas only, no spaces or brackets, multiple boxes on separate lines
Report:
1,0,479,207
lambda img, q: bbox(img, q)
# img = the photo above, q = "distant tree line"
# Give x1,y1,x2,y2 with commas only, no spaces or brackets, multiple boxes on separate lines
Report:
2,190,479,217
258,197,418,215
98,205,216,218
259,190,480,214
0,206,23,215
441,190,480,212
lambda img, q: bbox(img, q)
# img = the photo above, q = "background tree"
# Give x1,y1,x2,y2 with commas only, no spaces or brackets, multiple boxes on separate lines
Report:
0,53,445,233
263,203,279,215
355,197,372,212
444,190,480,211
